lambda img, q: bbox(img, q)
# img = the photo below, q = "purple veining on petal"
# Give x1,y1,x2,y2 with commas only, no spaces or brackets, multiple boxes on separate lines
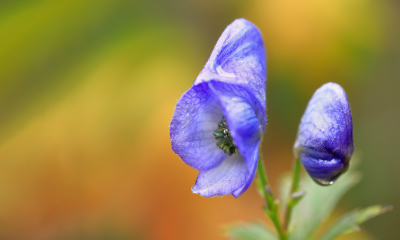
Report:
170,18,267,197
294,82,353,184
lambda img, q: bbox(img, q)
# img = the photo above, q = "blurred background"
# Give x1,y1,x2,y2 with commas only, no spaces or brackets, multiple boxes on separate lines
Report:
0,0,398,239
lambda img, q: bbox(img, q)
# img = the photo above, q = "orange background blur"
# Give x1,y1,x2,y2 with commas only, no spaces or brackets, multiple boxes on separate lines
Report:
0,0,398,239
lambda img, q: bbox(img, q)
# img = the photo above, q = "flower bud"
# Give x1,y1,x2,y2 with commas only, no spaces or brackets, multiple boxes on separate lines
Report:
294,83,354,185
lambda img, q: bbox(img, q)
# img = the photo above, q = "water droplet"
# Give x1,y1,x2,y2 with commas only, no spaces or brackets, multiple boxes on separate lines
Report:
312,177,335,186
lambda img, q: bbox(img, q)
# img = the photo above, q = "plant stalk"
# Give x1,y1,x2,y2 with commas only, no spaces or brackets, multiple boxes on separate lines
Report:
283,157,302,233
257,155,286,240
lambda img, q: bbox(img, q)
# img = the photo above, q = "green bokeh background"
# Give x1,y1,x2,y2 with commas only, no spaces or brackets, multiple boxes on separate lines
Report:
0,0,398,239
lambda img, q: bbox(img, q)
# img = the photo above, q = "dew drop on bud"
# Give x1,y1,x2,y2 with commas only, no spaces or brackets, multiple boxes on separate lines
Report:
312,177,335,186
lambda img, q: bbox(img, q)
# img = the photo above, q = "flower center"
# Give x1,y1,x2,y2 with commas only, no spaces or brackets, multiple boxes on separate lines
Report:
213,117,239,156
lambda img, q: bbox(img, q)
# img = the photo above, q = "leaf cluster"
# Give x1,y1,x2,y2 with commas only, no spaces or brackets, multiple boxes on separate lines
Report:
226,159,392,240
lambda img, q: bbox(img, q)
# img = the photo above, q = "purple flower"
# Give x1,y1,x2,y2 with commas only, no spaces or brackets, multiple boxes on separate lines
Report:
170,19,266,197
294,82,354,186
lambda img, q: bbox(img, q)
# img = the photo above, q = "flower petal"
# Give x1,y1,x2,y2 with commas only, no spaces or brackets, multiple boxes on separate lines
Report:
192,154,248,197
232,147,259,197
170,84,227,171
299,154,346,183
194,18,266,124
209,81,263,171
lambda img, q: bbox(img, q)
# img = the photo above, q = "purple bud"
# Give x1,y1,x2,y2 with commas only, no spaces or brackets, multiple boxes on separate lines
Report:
294,83,354,185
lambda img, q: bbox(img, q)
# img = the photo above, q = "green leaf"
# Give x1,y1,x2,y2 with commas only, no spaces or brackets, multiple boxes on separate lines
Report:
289,160,362,240
225,222,278,240
319,205,393,240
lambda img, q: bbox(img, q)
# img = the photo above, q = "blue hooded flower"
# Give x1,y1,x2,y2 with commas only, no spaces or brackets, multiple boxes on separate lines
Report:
170,19,266,197
294,82,354,185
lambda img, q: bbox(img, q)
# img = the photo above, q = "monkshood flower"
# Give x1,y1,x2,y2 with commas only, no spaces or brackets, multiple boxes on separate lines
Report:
170,19,266,197
294,82,354,186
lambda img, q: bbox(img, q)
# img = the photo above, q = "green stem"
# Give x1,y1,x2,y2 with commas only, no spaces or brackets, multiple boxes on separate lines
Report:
283,157,302,232
257,155,286,240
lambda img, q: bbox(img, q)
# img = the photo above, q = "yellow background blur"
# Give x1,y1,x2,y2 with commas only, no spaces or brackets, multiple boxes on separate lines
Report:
0,0,398,239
